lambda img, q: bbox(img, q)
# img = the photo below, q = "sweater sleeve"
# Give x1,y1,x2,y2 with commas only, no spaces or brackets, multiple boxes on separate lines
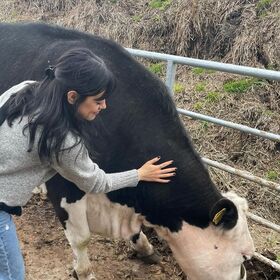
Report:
0,81,36,107
50,134,139,194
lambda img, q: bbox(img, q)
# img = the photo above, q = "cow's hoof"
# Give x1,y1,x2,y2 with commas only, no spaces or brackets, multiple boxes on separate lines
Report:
73,270,97,280
137,252,161,264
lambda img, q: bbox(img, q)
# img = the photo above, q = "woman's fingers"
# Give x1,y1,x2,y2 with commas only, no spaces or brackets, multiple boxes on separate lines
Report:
159,167,176,174
158,173,176,178
159,160,174,169
155,179,171,183
147,156,161,164
137,157,176,182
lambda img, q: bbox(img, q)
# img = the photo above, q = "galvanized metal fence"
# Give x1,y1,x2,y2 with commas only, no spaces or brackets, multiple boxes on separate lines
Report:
127,48,280,272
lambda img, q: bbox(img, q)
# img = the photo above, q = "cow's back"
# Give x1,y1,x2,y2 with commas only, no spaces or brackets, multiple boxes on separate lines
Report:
0,22,131,93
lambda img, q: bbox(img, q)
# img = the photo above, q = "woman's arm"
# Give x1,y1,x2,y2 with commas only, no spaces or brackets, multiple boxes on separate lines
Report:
51,134,175,194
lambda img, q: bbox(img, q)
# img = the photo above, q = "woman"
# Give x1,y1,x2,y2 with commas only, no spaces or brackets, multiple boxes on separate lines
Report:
0,48,175,279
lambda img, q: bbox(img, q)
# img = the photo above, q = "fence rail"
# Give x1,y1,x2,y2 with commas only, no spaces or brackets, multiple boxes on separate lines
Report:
127,48,280,272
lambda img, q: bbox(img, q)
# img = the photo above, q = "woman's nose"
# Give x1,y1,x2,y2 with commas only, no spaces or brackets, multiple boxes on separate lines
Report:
100,100,106,109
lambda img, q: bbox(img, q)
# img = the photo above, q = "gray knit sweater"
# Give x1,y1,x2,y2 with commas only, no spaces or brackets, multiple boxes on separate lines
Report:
0,81,139,207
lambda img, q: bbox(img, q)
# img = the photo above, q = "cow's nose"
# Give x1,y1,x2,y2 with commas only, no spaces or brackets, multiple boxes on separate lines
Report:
240,264,247,280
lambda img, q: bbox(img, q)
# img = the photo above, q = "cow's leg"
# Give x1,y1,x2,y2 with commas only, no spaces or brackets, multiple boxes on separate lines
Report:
131,231,161,264
61,197,96,280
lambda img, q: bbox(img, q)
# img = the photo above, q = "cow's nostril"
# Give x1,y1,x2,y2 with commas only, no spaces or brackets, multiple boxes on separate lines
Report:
243,255,248,261
240,263,247,280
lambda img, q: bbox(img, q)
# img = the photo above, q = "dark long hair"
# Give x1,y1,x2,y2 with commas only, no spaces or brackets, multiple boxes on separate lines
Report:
0,48,115,163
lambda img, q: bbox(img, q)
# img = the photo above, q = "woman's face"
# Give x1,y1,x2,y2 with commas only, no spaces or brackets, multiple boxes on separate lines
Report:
67,90,107,121
76,92,106,121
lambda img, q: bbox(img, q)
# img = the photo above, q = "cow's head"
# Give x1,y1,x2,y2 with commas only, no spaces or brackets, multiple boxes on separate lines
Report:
146,192,254,280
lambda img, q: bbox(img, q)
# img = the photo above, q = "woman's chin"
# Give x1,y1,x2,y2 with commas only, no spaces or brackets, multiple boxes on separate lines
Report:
86,113,97,121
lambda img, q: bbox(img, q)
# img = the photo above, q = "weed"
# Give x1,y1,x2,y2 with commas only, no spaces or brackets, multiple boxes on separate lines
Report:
173,83,185,94
148,62,165,75
266,170,278,181
149,0,171,10
205,91,220,103
195,82,206,92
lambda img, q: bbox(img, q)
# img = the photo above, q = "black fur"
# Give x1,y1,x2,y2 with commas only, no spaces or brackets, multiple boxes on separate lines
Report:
0,22,236,232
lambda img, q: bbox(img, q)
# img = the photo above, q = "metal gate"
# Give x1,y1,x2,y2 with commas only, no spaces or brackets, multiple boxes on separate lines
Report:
127,48,280,272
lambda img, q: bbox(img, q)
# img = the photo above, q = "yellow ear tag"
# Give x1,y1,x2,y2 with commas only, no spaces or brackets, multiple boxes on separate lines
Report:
212,208,226,225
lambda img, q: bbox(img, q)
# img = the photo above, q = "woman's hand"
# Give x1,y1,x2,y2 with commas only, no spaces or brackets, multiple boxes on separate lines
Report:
137,157,176,183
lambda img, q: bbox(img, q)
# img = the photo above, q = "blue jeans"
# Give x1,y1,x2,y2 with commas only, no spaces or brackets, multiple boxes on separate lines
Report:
0,211,24,280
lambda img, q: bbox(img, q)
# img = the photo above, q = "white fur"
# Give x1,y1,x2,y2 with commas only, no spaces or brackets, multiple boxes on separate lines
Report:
61,193,153,279
61,191,254,280
151,192,254,280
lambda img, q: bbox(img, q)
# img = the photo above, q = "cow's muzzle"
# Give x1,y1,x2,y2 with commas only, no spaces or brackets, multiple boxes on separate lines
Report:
240,263,247,280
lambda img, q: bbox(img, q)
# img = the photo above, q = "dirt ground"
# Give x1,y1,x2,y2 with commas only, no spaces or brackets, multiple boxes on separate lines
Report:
14,196,280,280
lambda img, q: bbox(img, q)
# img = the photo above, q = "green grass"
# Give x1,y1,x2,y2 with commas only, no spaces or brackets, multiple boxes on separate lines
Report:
149,0,171,10
223,78,260,94
257,0,272,11
148,62,165,75
152,15,161,21
194,102,204,110
132,15,142,22
266,170,279,181
192,67,205,75
200,121,210,130
192,67,216,75
263,109,275,116
195,82,206,92
173,83,185,94
205,91,221,103
256,0,273,17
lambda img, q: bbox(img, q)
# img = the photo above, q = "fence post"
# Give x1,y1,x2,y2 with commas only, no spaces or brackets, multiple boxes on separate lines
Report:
165,60,177,95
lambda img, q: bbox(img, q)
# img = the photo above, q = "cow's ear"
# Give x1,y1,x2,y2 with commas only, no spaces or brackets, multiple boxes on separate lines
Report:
210,198,238,230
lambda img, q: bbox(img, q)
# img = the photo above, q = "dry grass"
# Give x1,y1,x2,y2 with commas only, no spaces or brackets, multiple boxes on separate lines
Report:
5,0,280,67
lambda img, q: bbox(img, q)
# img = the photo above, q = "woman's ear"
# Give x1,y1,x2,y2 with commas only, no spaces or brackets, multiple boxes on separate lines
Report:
67,90,78,104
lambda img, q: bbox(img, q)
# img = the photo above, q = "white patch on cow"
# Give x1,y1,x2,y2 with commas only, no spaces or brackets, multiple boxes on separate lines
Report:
61,193,145,279
85,193,143,240
149,192,254,280
132,231,154,257
61,196,93,280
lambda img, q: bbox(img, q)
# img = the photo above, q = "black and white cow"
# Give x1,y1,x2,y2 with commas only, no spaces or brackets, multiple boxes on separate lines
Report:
0,22,254,280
